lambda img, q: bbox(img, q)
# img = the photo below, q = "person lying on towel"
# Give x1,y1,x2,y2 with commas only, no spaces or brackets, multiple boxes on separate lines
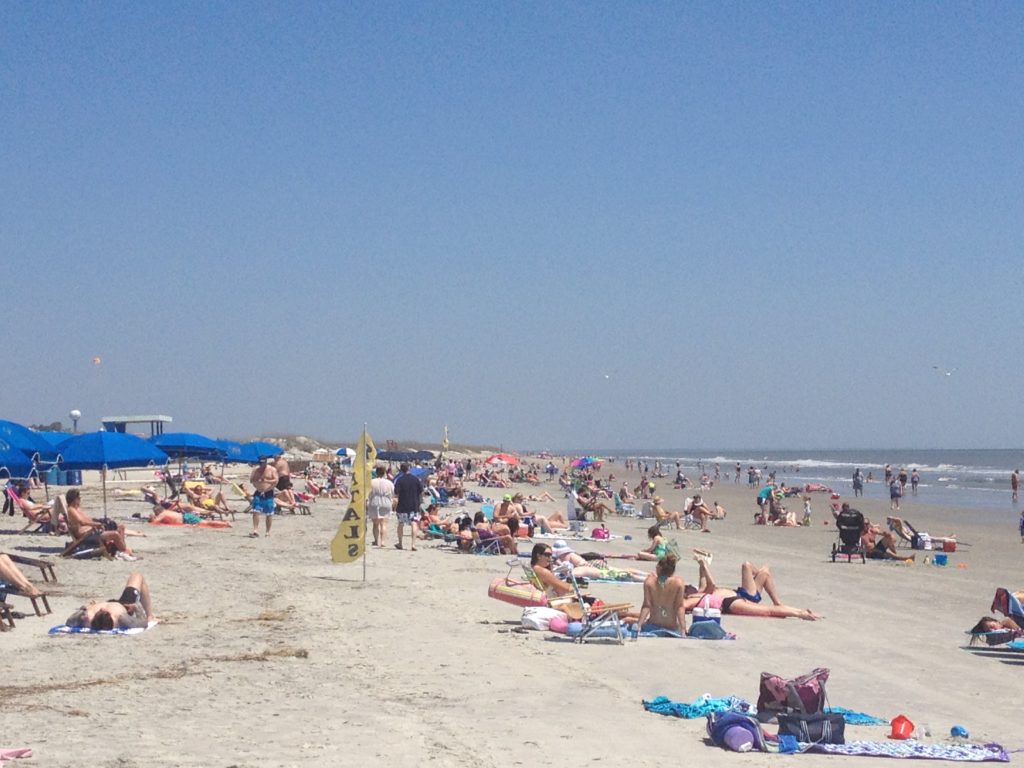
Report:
683,555,822,620
65,572,156,631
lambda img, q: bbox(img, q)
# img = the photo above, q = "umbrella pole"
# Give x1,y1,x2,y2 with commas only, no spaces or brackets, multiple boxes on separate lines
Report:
102,466,108,520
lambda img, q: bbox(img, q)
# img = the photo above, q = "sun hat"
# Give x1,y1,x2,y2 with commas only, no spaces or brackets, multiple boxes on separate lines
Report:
552,539,573,558
503,494,512,501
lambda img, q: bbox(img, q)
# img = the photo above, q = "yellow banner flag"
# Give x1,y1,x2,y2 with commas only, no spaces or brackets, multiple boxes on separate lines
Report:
331,428,376,563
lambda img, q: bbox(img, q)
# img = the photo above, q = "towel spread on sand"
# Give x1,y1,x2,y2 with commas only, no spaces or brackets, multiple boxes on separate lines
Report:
643,695,752,719
0,749,32,765
792,740,1008,762
49,619,159,636
824,707,889,726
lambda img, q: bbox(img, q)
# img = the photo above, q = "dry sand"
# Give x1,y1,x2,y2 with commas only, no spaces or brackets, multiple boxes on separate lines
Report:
2,462,1023,767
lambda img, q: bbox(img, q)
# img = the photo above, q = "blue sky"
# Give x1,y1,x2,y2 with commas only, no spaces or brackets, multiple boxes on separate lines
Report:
2,2,1022,450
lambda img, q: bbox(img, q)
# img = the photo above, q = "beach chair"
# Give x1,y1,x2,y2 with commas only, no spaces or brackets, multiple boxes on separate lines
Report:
831,507,866,563
0,564,52,617
1,553,56,583
614,495,636,517
887,517,963,551
0,601,14,630
5,486,55,534
564,565,633,644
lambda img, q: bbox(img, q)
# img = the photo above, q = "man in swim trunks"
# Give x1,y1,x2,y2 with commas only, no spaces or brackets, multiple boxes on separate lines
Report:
637,553,687,635
64,489,136,559
65,572,156,631
274,455,292,492
249,456,279,538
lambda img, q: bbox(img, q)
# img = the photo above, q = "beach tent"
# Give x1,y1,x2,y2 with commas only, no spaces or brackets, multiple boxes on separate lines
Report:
58,432,169,517
413,450,435,461
0,419,61,464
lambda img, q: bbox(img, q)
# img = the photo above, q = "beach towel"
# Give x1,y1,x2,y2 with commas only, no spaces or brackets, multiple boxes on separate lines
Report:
49,619,159,636
824,707,888,726
148,519,231,529
644,694,752,719
0,748,32,765
791,740,1008,762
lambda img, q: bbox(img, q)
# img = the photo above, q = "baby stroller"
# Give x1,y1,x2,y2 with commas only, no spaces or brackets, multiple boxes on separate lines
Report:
831,506,866,563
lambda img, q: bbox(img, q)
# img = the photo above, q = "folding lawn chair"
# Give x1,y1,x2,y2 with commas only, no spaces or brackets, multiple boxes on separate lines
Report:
614,495,636,517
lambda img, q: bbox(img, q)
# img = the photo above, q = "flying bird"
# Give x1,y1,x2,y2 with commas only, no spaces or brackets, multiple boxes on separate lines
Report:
932,366,956,377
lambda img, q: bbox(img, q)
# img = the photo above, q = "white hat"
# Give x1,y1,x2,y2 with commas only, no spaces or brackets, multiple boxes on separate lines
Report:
552,540,573,558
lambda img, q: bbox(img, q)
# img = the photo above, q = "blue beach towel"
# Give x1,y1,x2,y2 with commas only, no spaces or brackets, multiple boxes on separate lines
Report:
49,619,159,636
643,694,752,719
825,707,889,726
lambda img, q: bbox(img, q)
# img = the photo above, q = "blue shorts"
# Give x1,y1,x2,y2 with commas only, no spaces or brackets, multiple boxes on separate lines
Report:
735,587,761,603
252,492,275,516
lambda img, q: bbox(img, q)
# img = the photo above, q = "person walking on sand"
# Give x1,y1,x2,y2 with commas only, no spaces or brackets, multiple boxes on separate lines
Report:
1012,469,1020,503
889,476,902,512
393,462,423,550
249,456,278,538
367,466,394,547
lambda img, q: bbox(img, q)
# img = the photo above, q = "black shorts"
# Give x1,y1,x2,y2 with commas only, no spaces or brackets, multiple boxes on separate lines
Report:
276,476,292,491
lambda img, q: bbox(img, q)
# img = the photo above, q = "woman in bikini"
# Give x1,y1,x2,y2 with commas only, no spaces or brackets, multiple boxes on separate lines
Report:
637,524,671,561
637,553,687,634
684,556,821,620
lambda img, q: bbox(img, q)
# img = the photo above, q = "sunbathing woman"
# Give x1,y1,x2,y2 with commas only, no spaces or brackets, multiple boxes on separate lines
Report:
577,487,612,522
636,553,687,634
473,511,517,555
637,524,671,562
65,572,156,631
683,556,821,620
549,540,647,582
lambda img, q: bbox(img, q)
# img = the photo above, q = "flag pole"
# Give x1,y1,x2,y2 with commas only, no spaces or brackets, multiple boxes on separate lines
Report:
362,423,368,583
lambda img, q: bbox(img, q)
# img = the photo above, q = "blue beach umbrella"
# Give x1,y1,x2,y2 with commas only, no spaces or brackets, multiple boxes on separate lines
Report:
58,432,169,517
214,439,248,463
244,441,283,460
38,431,74,447
0,438,35,478
0,419,61,464
151,432,222,460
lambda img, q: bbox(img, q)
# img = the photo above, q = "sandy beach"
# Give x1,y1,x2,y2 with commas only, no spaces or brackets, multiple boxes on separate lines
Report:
3,461,1022,767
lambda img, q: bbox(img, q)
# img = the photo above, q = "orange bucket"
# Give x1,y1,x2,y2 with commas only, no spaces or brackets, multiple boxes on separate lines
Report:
890,715,915,740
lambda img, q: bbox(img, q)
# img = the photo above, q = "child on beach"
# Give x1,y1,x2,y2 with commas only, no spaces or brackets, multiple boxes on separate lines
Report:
802,495,812,526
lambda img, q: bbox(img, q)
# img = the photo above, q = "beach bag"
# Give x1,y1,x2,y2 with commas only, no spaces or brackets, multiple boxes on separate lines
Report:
521,606,567,631
756,667,829,723
591,525,610,540
777,712,845,744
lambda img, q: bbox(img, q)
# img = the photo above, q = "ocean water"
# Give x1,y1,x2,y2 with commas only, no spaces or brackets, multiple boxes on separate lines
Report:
595,449,1024,520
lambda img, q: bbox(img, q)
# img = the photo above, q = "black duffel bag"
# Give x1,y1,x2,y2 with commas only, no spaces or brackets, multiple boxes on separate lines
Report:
776,712,845,744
